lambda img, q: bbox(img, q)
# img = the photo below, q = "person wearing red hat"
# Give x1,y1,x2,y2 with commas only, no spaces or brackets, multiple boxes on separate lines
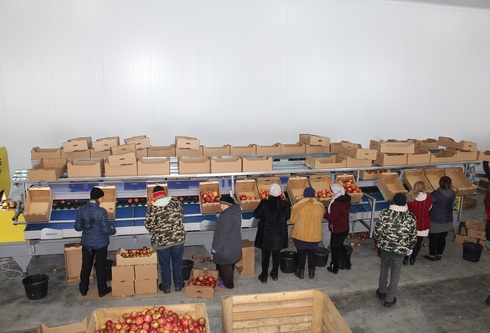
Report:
145,186,185,294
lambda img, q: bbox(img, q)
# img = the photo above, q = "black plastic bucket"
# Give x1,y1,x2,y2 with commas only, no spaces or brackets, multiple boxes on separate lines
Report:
280,251,298,273
182,259,194,280
315,247,329,267
22,274,49,300
463,242,483,262
339,245,353,270
94,259,113,281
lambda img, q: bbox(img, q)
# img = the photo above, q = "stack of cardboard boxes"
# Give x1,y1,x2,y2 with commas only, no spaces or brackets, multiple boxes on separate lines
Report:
455,221,487,248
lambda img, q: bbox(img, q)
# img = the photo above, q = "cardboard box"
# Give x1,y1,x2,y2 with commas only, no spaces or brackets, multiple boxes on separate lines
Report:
407,149,431,165
115,248,157,266
236,239,255,275
93,136,120,152
134,279,158,295
454,235,477,245
447,148,479,161
309,174,333,205
87,304,210,332
37,317,89,333
111,280,135,297
462,196,477,209
134,264,158,280
339,142,376,160
444,167,476,196
286,176,309,205
256,177,282,195
110,144,136,156
61,149,92,160
137,157,170,176
111,264,135,282
229,144,257,156
202,145,231,156
430,150,457,163
467,229,486,240
370,139,415,154
330,141,347,153
335,174,362,203
175,136,200,150
242,156,273,172
23,187,53,222
210,156,242,173
235,180,260,211
375,152,408,166
278,142,306,154
135,148,148,158
176,147,203,157
89,148,111,159
28,158,68,182
107,152,137,167
299,134,331,147
479,150,490,162
198,182,221,214
185,268,219,299
97,186,116,220
465,221,486,231
342,154,373,168
402,169,433,191
124,135,151,150
221,289,351,333
413,138,439,150
305,144,330,154
378,172,407,201
256,144,282,155
64,243,93,282
104,161,138,177
437,136,477,151
424,168,445,190
62,137,92,152
67,159,103,178
305,155,347,169
147,145,176,157
178,157,210,174
31,147,62,160
359,169,389,180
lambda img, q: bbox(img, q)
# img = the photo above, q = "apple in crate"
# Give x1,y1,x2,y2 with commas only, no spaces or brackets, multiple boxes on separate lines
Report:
200,190,220,204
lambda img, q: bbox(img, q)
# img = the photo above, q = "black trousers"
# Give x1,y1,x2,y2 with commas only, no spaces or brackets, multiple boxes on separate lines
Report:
80,245,109,294
216,263,236,289
261,249,280,275
428,232,448,256
411,236,425,259
297,248,317,270
330,230,350,268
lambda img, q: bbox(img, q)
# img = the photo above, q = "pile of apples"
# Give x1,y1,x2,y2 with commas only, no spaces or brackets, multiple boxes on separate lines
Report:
120,246,154,258
187,274,217,288
337,179,361,194
367,169,387,174
94,305,208,333
316,189,332,199
0,200,17,209
191,255,211,263
238,193,256,201
258,188,286,200
199,191,220,204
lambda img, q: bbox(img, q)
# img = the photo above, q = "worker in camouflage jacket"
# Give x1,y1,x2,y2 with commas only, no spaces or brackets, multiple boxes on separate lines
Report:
373,192,417,308
144,186,185,294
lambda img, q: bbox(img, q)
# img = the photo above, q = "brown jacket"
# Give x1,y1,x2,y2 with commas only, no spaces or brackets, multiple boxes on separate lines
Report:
290,197,325,242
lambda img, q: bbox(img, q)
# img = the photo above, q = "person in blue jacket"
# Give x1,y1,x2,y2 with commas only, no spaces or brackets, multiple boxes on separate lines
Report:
74,187,116,297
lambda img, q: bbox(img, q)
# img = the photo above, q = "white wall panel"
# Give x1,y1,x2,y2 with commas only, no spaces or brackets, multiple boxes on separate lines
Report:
0,0,489,173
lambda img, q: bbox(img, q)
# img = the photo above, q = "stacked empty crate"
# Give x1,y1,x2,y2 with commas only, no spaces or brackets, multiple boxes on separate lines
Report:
112,248,158,297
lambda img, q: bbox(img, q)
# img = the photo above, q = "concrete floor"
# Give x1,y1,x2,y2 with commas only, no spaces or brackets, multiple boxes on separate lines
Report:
1,187,490,333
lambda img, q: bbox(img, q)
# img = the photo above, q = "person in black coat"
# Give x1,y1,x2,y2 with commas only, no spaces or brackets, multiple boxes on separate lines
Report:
253,183,291,283
74,187,116,297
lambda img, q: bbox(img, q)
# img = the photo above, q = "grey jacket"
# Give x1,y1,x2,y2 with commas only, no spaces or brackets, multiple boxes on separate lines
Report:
212,204,243,265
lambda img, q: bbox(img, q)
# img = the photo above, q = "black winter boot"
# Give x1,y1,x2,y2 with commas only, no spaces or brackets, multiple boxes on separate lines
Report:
294,269,304,279
327,262,338,274
308,268,315,279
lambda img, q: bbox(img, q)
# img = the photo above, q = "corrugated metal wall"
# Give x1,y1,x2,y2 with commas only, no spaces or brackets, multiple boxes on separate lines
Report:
1,0,489,172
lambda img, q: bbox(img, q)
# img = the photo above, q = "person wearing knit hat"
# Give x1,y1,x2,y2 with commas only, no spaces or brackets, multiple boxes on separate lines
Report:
75,187,116,298
254,183,290,284
324,183,352,274
373,192,417,308
145,185,185,294
290,186,325,280
212,193,242,289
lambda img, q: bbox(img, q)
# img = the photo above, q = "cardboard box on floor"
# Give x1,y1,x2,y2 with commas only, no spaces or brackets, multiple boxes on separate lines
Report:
236,239,255,275
22,187,53,222
134,279,158,295
37,317,89,333
64,243,93,282
114,248,157,266
185,268,219,299
28,158,68,182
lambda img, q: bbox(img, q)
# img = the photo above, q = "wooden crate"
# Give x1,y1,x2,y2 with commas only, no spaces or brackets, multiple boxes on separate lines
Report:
221,289,351,333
